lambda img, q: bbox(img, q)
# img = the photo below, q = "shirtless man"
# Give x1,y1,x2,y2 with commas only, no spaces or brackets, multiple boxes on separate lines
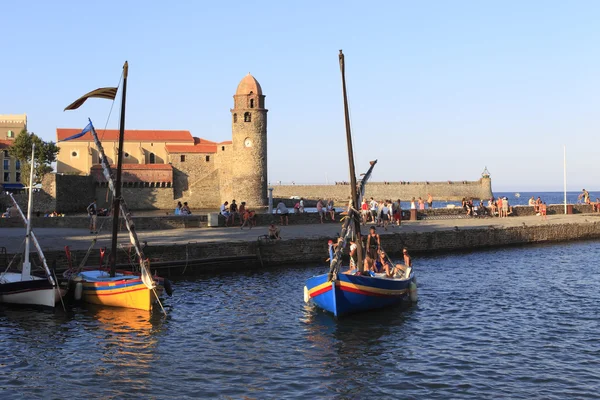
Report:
427,194,433,209
366,226,381,260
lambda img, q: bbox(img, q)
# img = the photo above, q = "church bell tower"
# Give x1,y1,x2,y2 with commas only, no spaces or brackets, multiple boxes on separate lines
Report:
230,73,268,207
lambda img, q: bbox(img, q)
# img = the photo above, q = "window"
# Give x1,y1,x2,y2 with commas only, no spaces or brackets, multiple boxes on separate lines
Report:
7,130,13,138
3,159,8,170
15,160,20,170
124,152,129,158
222,146,225,151
15,172,21,182
3,150,8,157
244,112,251,122
71,151,78,157
233,113,237,123
250,99,254,108
3,172,8,182
180,155,186,162
205,155,210,162
149,153,155,164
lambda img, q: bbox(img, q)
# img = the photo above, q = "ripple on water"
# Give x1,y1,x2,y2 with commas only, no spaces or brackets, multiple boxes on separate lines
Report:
1,241,600,399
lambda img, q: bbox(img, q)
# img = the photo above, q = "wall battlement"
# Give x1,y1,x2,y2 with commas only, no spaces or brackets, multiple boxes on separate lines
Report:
272,177,493,202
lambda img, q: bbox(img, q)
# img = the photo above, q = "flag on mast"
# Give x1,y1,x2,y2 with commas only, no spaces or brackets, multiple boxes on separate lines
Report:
64,87,118,111
59,122,93,142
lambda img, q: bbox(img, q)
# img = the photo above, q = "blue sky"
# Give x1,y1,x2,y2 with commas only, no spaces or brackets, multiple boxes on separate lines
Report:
2,1,599,191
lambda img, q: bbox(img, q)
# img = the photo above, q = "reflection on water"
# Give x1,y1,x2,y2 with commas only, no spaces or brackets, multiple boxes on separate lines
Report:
1,241,600,399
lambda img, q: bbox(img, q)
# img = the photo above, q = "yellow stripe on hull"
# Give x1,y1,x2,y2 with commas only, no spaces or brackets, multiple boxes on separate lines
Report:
83,284,154,311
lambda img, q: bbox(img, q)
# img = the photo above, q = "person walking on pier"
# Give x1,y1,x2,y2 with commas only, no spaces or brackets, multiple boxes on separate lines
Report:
361,199,369,225
87,199,98,234
369,198,378,223
276,200,289,226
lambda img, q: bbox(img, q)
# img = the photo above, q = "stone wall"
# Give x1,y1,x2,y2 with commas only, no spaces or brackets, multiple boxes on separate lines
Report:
95,186,174,211
170,152,222,208
272,177,493,203
29,218,600,275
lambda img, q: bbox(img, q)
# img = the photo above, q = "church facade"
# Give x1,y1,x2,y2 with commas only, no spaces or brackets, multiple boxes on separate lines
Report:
55,74,268,209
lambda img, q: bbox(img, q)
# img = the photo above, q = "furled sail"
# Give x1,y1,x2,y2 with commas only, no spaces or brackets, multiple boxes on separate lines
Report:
87,119,154,289
327,160,377,281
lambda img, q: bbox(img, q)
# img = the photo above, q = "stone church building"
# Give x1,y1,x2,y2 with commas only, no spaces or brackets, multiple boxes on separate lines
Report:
55,74,268,210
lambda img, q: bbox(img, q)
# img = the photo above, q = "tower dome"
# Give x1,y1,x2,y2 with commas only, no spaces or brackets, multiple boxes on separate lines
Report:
236,73,263,96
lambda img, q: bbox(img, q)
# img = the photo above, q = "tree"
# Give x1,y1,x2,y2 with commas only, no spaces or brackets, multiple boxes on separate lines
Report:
8,129,60,186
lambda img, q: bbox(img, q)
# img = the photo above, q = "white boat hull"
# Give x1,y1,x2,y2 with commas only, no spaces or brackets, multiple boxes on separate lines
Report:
0,272,60,308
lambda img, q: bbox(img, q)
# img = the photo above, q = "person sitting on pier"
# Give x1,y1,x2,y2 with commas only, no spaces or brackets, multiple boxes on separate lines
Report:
175,201,182,215
229,200,239,225
326,199,335,221
528,196,535,207
594,198,600,213
366,226,381,260
268,223,281,240
220,201,230,223
181,202,191,215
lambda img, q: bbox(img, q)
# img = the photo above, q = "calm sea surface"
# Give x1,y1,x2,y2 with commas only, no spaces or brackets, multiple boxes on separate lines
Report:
1,241,600,399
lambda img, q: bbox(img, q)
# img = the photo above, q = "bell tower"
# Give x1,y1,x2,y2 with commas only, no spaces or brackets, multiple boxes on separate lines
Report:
230,73,268,207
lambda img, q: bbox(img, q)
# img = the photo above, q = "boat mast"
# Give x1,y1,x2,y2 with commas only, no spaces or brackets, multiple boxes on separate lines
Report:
339,50,364,272
109,61,128,278
22,143,36,281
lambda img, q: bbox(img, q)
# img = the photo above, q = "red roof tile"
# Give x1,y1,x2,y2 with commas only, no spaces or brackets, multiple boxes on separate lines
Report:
219,140,233,145
57,128,193,142
165,144,217,153
91,164,172,170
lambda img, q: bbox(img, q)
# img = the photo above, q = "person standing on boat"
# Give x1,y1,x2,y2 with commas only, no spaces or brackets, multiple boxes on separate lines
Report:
346,240,358,273
87,199,97,234
366,226,380,260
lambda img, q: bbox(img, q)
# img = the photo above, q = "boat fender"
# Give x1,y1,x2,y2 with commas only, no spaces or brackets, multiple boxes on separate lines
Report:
163,278,174,297
409,281,418,303
303,286,309,303
74,282,83,301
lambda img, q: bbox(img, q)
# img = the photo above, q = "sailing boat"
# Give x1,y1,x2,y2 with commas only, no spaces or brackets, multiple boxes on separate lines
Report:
63,62,170,312
303,51,417,317
0,144,65,308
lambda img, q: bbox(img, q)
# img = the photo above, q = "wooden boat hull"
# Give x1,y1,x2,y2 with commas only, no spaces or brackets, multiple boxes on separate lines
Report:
72,270,164,311
0,273,63,308
305,272,417,317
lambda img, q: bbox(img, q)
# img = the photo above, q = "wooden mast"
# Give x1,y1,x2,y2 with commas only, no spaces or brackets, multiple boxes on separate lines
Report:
338,50,364,272
109,61,128,277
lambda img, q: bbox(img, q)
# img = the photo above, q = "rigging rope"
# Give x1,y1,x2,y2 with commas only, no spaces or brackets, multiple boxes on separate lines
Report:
99,71,124,143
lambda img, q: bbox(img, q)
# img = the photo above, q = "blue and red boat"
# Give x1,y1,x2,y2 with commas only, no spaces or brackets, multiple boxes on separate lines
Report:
304,50,417,317
305,272,417,317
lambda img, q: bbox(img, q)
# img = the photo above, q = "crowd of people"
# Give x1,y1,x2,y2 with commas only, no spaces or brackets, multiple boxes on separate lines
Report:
220,200,257,229
329,226,413,279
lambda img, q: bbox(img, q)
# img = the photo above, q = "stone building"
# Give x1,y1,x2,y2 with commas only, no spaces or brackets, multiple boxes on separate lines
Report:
54,74,268,209
0,114,26,190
